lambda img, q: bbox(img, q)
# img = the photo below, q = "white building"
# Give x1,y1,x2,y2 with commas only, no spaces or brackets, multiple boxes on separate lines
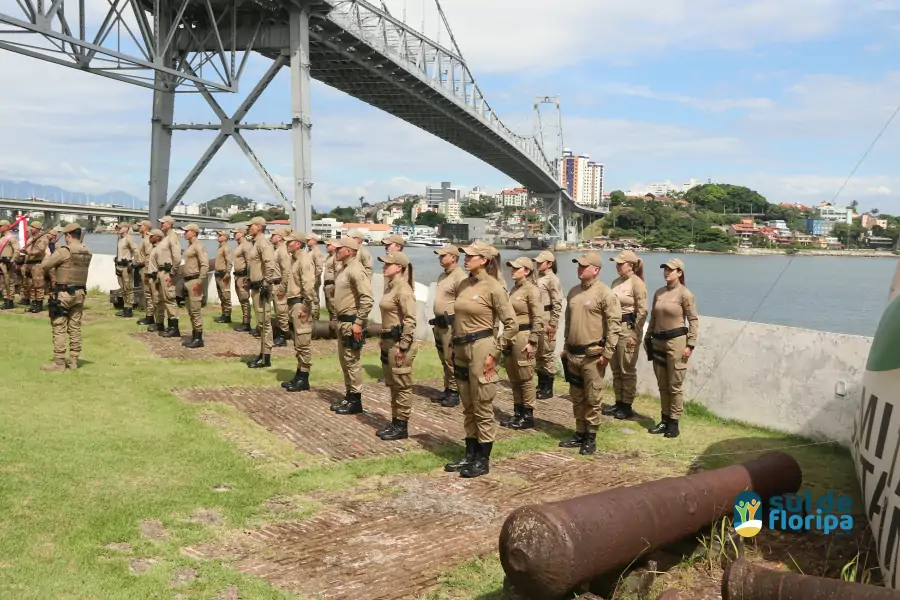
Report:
441,198,461,222
557,150,604,208
627,178,701,197
467,186,491,202
818,203,853,224
311,218,342,240
425,182,461,212
497,187,528,208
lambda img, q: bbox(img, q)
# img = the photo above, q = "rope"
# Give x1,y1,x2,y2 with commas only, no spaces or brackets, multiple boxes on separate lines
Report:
634,439,841,463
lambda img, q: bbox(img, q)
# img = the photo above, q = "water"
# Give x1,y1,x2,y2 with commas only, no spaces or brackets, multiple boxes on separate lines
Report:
83,234,897,337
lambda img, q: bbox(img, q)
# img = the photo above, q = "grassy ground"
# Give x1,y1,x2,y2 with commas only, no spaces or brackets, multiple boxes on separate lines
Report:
0,295,872,600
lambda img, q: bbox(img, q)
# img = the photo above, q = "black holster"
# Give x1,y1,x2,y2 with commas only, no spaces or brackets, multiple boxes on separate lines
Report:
343,334,366,350
644,337,654,362
48,296,68,319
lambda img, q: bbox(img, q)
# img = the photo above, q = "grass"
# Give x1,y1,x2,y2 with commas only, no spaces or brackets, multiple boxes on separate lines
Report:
0,294,869,600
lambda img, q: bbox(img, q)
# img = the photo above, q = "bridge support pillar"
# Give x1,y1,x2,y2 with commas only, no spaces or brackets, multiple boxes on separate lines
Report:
288,4,313,234
147,4,175,226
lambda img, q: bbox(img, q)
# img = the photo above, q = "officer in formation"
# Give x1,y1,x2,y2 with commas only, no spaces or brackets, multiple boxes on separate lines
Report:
145,229,166,332
156,215,182,338
134,220,154,326
347,229,374,280
322,238,338,330
180,224,209,348
232,226,253,332
0,219,18,310
247,216,277,369
213,230,233,324
271,229,292,347
280,232,316,392
114,222,139,319
534,251,562,399
22,220,49,312
307,234,324,320
429,244,466,407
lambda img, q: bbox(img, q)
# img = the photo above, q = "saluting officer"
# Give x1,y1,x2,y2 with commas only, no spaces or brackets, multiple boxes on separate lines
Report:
645,258,700,439
40,223,92,372
443,241,518,479
430,243,466,407
213,230,233,324
330,236,374,415
558,251,622,456
232,226,253,332
282,232,316,393
114,222,139,318
134,220,155,325
0,219,19,309
500,256,545,430
376,251,418,441
157,215,182,337
145,229,166,333
180,223,209,348
306,234,324,320
347,229,373,280
534,250,563,399
22,220,49,312
247,216,277,368
271,228,292,347
603,250,648,420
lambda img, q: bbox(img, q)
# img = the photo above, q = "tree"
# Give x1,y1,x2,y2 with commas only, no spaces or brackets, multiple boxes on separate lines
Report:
328,206,356,221
461,197,497,218
415,211,447,227
608,190,627,206
872,208,880,215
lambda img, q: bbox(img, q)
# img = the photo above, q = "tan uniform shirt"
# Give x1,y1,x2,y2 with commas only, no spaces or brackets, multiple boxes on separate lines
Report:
215,242,232,274
509,279,545,346
564,278,622,360
273,243,291,296
324,254,336,285
433,265,467,317
25,233,48,262
147,242,162,275
309,246,324,283
286,247,315,305
183,238,209,280
153,238,175,273
234,239,252,275
452,270,518,356
42,240,92,286
164,229,182,271
379,278,417,351
357,245,373,280
0,230,19,261
249,233,276,283
334,256,374,322
135,233,152,267
648,282,699,347
116,235,138,264
611,274,648,341
537,270,563,329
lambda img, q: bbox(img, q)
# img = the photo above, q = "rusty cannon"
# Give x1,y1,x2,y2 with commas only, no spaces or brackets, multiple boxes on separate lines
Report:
723,558,900,600
498,452,803,600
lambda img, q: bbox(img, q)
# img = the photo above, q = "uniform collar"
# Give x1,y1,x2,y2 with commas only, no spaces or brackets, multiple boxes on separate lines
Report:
444,264,460,275
513,278,525,289
469,269,487,282
580,277,598,291
666,281,681,291
292,248,304,259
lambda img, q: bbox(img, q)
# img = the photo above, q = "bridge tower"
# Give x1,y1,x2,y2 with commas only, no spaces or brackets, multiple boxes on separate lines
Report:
532,95,570,244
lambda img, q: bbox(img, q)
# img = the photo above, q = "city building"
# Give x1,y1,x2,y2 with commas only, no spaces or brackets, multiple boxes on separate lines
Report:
425,182,460,212
557,149,604,208
311,217,342,240
624,178,701,198
817,202,853,224
805,219,837,236
340,222,391,242
861,214,889,230
726,218,761,241
441,198,461,222
466,186,491,202
497,187,528,208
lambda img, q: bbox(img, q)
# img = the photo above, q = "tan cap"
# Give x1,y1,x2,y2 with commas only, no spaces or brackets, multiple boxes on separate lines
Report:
347,228,365,239
434,243,459,256
159,215,175,224
29,220,42,229
216,230,230,238
506,256,534,271
149,228,164,238
286,232,308,244
138,219,152,228
46,227,59,236
661,257,686,272
334,237,360,250
271,228,291,238
612,250,639,264
0,220,10,227
182,223,200,232
324,237,338,246
573,251,603,268
117,221,131,229
249,216,267,226
233,226,247,234
60,223,81,234
307,233,319,241
378,251,410,268
461,241,497,258
535,250,556,264
381,234,406,247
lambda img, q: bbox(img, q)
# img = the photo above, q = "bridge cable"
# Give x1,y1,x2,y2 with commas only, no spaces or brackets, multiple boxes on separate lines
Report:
829,100,900,205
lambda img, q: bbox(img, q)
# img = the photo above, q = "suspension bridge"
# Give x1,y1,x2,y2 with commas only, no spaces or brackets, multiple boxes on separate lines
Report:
0,0,607,241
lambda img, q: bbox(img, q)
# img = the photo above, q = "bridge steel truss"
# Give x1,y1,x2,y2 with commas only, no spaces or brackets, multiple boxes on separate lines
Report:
0,0,596,239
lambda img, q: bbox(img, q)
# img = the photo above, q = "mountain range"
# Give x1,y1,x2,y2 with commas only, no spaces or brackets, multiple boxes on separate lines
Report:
0,179,145,208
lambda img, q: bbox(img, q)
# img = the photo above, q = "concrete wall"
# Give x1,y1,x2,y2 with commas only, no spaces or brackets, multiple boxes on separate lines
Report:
89,255,870,445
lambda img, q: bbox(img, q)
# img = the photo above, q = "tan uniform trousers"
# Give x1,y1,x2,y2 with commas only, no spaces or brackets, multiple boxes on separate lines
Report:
325,284,337,333
381,338,419,420
185,277,203,331
160,271,178,319
610,336,641,405
289,301,313,371
29,262,45,301
311,284,321,321
337,321,364,393
20,260,31,300
140,271,153,316
505,329,536,409
116,266,134,306
252,288,274,353
536,330,557,375
453,336,499,443
565,349,607,433
51,290,85,360
215,274,232,315
433,325,457,392
148,275,164,323
651,336,689,420
274,295,289,332
235,275,251,324
0,263,14,299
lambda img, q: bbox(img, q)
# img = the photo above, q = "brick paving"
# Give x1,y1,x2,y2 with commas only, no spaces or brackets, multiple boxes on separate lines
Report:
182,451,655,600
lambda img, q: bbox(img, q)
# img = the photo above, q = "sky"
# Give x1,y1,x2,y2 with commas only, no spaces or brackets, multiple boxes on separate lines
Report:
3,0,900,214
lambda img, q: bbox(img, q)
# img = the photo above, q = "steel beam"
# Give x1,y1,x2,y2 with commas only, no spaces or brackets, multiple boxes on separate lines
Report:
288,3,312,233
147,3,175,224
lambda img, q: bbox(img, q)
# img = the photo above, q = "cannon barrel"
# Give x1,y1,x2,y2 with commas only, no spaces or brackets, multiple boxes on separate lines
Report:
499,452,802,600
311,320,383,340
723,558,899,600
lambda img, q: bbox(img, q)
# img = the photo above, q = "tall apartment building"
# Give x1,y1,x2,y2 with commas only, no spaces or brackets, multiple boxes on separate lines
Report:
426,182,460,211
817,202,853,224
557,149,604,208
497,187,528,208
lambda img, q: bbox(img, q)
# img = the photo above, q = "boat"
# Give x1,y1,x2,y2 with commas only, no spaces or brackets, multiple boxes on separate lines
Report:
404,235,449,248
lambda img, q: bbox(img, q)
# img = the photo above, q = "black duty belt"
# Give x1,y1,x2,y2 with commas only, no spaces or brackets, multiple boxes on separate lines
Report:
622,313,636,325
234,268,248,277
271,278,282,285
324,279,335,286
287,297,308,307
544,304,553,311
54,284,86,294
183,274,200,282
381,325,402,340
249,280,264,290
452,328,493,346
517,322,533,331
428,313,455,328
214,270,227,277
25,259,41,265
566,339,606,355
0,257,11,265
337,315,360,323
115,259,131,267
147,273,158,280
159,263,172,272
650,327,688,340
132,262,145,269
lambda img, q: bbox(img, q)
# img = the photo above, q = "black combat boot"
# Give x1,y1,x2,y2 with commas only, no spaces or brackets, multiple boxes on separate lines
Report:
184,331,204,349
612,403,634,420
461,441,491,478
648,415,670,435
18,297,29,306
536,373,555,399
28,300,43,313
214,313,231,323
290,370,310,392
579,432,597,455
331,391,350,411
510,406,535,430
336,392,363,415
559,431,586,448
665,419,680,438
137,315,154,325
377,418,401,438
234,321,251,332
440,389,460,407
444,438,477,473
601,401,622,416
273,327,286,347
150,322,164,333
2,299,14,310
251,326,260,338
381,419,408,441
247,354,271,368
282,369,303,390
500,404,523,428
160,317,181,338
122,307,133,318
433,389,450,404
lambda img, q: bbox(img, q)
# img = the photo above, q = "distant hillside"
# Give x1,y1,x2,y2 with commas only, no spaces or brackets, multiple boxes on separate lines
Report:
0,179,144,208
203,194,254,211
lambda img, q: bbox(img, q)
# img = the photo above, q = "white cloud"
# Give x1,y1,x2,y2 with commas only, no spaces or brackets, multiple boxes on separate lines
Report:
602,83,774,112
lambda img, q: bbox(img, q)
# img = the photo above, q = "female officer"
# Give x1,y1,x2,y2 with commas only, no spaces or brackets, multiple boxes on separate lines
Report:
644,257,699,438
534,251,563,399
443,241,518,478
375,251,418,441
500,257,545,430
603,250,647,420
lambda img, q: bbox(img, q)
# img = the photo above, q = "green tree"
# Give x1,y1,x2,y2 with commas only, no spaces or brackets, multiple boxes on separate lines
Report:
461,197,498,218
415,211,447,227
608,190,627,206
328,206,356,221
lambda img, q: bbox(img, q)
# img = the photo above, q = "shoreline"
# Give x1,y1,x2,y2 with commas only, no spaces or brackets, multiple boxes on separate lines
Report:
573,246,898,258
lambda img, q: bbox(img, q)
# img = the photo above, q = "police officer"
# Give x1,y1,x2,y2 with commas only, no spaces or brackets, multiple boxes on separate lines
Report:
645,258,700,439
558,251,622,455
22,220,49,312
282,232,316,392
270,228,292,347
146,229,166,333
40,223,92,371
346,229,373,280
306,234,324,320
430,243,466,407
604,250,648,420
501,257,545,430
0,219,19,309
330,236,374,414
443,241,518,478
213,230,234,324
133,220,155,325
157,215,182,336
323,238,338,328
247,216,277,368
232,226,253,332
114,222,139,318
376,251,418,440
534,250,563,399
180,223,209,348
381,233,406,254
